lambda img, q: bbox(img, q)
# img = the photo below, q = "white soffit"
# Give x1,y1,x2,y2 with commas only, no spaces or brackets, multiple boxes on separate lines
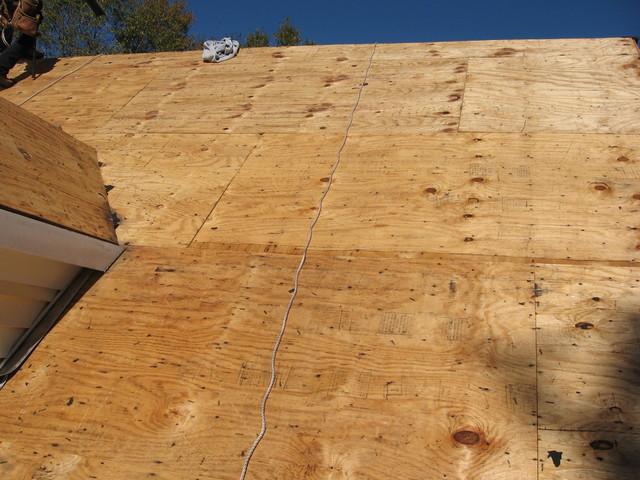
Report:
0,208,124,271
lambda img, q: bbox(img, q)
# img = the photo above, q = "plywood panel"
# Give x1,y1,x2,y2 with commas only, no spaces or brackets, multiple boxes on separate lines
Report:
194,130,640,257
245,251,537,480
350,57,466,134
88,133,260,247
4,53,195,134
191,135,639,263
376,37,637,60
3,38,636,139
539,430,640,480
0,246,298,479
309,133,640,262
0,37,638,479
535,263,640,433
0,246,539,479
194,134,344,247
460,54,640,134
1,56,97,105
100,46,373,135
0,98,116,242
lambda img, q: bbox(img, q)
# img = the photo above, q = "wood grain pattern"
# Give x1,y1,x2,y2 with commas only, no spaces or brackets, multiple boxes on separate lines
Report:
195,131,640,261
460,54,640,134
86,133,260,247
350,57,466,134
539,430,640,480
310,132,640,262
0,37,639,479
0,56,97,105
247,251,537,480
193,134,344,247
5,53,202,133
3,38,638,138
375,37,637,60
100,46,373,135
0,98,116,242
0,246,538,480
536,263,640,433
0,246,297,479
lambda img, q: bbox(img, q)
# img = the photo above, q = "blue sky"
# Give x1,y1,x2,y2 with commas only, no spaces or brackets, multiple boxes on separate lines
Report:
188,0,639,45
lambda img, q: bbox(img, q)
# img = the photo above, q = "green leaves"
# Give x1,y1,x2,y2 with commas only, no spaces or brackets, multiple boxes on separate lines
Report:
244,29,269,48
243,18,313,49
39,4,315,57
113,0,194,53
40,0,116,56
39,0,196,57
273,17,299,47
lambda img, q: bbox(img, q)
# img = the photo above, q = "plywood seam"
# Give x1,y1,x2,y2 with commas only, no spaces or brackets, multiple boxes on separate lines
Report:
102,77,156,129
85,129,640,137
521,53,529,133
18,55,101,107
534,268,540,480
631,36,640,57
457,60,471,132
99,130,636,139
461,52,636,60
238,43,378,480
539,427,640,435
349,131,640,138
459,128,640,136
188,143,259,247
190,241,640,268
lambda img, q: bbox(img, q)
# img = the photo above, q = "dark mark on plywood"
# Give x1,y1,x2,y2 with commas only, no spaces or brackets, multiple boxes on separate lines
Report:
453,430,480,445
590,440,615,451
547,450,563,467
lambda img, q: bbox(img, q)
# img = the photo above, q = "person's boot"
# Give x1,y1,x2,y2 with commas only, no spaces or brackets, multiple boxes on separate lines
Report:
0,74,14,89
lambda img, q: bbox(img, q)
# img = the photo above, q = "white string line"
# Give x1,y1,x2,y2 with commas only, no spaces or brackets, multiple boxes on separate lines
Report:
18,55,101,106
238,43,377,480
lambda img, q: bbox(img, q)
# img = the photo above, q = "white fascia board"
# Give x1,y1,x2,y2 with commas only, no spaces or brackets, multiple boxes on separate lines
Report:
0,208,124,271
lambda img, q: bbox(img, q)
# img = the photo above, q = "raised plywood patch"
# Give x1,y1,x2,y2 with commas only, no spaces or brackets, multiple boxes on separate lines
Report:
0,98,116,242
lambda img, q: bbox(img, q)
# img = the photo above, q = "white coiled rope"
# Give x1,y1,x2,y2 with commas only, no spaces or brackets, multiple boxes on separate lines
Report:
238,44,377,480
